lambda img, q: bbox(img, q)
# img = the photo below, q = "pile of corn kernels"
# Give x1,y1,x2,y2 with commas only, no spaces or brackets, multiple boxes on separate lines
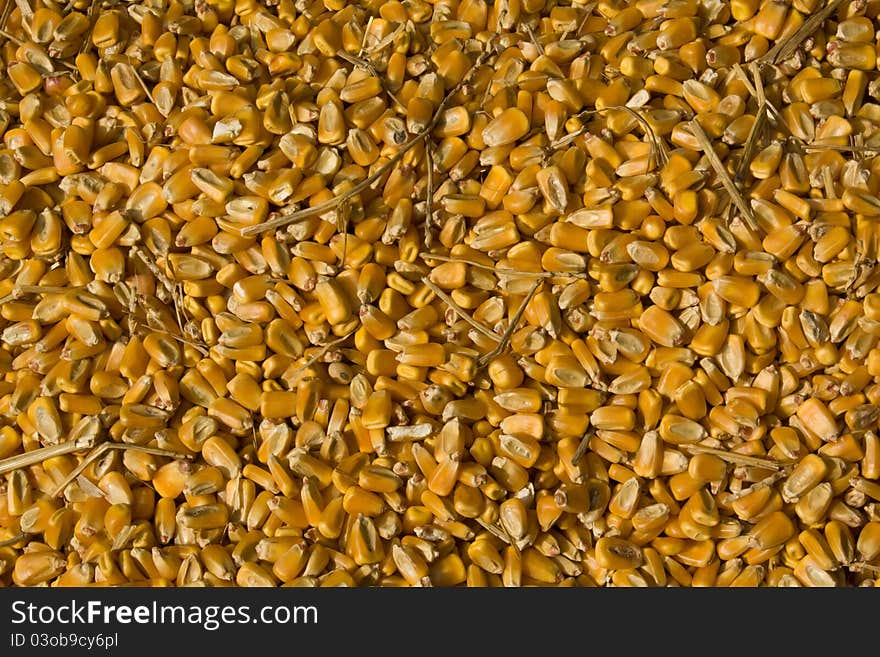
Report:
1,0,880,587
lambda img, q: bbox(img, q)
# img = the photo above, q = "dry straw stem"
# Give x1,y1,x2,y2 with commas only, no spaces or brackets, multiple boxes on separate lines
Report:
735,104,767,185
614,106,669,167
822,165,837,198
0,437,98,477
0,28,21,45
46,444,107,499
745,62,805,150
49,442,195,499
131,245,174,296
749,61,768,109
720,470,787,504
135,321,209,356
731,64,784,126
284,328,358,380
335,49,404,109
478,279,542,366
757,0,847,65
362,18,407,54
731,64,761,106
683,444,782,470
425,145,435,248
523,23,545,57
109,523,140,551
419,252,588,280
0,0,13,32
803,143,880,153
74,473,106,499
733,63,772,185
131,245,189,335
422,278,500,342
476,518,512,545
104,443,194,459
850,562,880,574
133,66,156,105
570,428,596,467
14,284,69,297
0,284,73,305
689,119,759,231
551,106,668,167
0,532,26,548
79,0,98,54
